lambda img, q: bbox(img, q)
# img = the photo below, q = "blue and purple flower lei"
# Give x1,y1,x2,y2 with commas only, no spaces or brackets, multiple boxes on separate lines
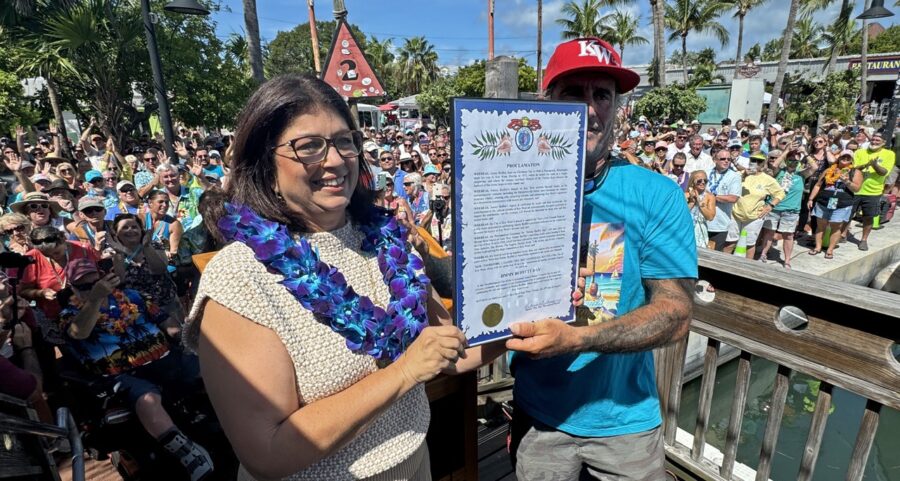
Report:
218,203,430,361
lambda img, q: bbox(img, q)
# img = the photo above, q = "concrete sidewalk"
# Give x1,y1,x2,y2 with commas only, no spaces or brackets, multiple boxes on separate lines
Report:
754,218,900,285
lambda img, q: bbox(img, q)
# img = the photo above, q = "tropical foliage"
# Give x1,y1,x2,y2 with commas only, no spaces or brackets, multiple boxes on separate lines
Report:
664,0,731,84
783,68,860,125
417,77,463,127
452,58,537,97
790,15,824,59
633,85,707,123
557,0,608,38
394,36,439,97
598,9,648,62
265,20,367,78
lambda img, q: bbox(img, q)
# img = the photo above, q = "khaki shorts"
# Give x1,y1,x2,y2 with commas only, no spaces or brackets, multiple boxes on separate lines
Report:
763,210,800,233
510,408,665,481
726,217,765,244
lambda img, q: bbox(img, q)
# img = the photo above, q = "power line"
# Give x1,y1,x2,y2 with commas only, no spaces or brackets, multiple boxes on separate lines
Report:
213,9,534,40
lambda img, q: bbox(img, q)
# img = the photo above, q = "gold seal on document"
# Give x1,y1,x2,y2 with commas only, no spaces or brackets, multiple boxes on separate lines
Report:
482,303,504,328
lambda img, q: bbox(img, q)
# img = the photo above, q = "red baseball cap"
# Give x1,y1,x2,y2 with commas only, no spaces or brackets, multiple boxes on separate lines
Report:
542,37,640,93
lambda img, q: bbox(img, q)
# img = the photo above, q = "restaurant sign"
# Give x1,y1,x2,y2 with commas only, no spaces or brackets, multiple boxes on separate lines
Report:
848,56,900,74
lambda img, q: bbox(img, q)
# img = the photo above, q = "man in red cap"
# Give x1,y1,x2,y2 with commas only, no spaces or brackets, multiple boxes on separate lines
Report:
504,37,697,480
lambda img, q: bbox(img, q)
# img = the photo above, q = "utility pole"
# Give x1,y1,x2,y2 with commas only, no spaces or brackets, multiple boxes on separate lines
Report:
333,0,346,20
488,0,495,60
332,0,357,127
141,0,176,162
536,0,543,90
860,0,872,117
308,0,321,75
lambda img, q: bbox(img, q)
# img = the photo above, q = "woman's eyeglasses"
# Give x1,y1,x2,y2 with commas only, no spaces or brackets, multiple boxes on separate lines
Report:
27,203,49,211
272,131,363,165
2,225,27,235
58,169,73,174
403,182,414,186
694,179,708,185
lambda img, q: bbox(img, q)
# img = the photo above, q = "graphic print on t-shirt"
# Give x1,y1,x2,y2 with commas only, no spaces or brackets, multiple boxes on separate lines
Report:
580,222,625,325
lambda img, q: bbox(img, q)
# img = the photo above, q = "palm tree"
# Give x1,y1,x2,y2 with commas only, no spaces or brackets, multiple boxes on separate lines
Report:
558,0,606,38
599,9,649,62
791,15,824,58
665,0,731,85
242,0,265,85
364,35,395,86
649,0,667,87
731,0,770,79
687,62,726,88
767,0,801,125
394,36,439,95
557,0,635,39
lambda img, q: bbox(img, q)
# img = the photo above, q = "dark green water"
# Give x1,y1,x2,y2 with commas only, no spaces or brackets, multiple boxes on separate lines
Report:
678,354,900,480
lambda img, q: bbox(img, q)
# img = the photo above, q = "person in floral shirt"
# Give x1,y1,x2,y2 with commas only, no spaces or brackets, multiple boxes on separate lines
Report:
59,258,214,480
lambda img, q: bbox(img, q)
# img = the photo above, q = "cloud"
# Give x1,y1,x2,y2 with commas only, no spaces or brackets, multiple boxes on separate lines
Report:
499,0,566,29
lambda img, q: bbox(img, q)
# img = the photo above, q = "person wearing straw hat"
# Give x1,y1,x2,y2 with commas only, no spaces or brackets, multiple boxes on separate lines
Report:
9,192,65,231
504,37,696,480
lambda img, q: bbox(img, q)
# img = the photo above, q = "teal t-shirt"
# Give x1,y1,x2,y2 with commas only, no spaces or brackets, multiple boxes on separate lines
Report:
774,169,804,212
511,160,698,437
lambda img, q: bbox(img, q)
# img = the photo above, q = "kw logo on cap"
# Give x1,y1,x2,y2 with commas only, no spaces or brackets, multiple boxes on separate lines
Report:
578,40,614,65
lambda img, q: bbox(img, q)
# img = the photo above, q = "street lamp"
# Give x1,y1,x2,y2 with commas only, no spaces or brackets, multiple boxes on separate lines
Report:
141,0,209,162
856,1,897,145
857,0,894,19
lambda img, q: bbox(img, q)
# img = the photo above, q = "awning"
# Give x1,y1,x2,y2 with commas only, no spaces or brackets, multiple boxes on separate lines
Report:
378,104,397,111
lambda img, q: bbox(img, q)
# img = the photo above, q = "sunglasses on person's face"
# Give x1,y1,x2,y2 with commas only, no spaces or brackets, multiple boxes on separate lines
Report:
143,156,154,161
442,167,451,172
695,179,708,185
82,206,105,215
32,237,61,246
403,182,414,186
58,168,73,174
672,164,685,169
436,195,450,200
716,156,730,161
3,225,27,235
27,203,49,211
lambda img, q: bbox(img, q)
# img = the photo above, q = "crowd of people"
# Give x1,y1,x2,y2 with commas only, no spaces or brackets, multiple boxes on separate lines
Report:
0,34,897,481
615,118,898,268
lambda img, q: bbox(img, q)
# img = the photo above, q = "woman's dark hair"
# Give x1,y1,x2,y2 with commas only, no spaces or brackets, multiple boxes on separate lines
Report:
226,74,375,230
30,225,65,246
146,190,168,203
198,187,228,250
112,213,144,235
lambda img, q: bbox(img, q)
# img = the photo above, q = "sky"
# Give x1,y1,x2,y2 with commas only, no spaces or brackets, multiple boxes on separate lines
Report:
210,0,897,70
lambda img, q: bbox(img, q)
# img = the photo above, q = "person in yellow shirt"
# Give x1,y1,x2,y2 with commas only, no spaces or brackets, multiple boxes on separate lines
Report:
726,153,786,259
852,132,895,251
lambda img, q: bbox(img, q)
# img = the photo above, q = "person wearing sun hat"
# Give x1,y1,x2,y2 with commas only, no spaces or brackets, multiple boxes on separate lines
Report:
9,192,65,230
506,37,696,480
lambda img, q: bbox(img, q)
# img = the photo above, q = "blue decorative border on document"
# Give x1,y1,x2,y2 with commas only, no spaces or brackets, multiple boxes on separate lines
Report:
450,98,587,346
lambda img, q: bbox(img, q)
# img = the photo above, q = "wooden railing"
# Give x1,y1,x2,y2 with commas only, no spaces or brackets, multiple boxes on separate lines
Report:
657,250,900,481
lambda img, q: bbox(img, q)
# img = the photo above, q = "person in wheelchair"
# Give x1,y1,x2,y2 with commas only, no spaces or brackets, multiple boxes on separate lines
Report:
58,258,213,481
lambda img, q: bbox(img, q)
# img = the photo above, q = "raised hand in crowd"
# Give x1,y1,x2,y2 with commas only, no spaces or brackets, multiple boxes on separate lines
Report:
15,125,26,139
3,152,22,172
174,140,190,159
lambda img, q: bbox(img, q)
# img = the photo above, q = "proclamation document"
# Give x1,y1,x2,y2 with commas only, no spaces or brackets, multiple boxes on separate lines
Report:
451,98,587,346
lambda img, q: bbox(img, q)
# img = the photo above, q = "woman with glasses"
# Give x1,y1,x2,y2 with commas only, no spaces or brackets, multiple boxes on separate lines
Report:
799,135,836,236
9,192,66,231
0,213,33,254
184,75,491,481
402,173,430,225
807,150,863,259
685,171,715,248
20,226,99,325
54,162,80,192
